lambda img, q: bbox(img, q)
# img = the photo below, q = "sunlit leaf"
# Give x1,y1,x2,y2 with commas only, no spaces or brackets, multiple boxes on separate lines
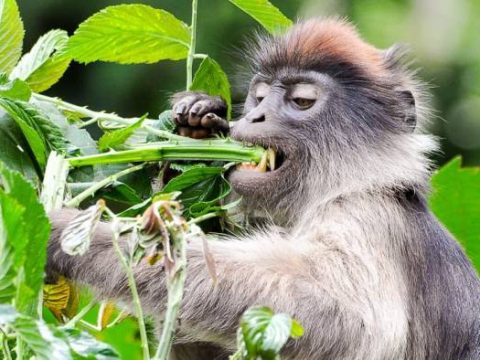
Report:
228,0,292,34
60,200,106,256
0,98,70,169
0,75,31,100
98,114,146,151
190,57,232,119
67,4,190,64
429,157,480,271
0,0,24,74
0,304,18,324
10,29,71,92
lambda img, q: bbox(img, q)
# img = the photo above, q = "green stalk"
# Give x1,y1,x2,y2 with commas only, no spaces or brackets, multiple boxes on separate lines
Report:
32,94,183,141
153,228,188,360
68,141,265,167
111,220,150,360
186,0,199,89
65,164,145,208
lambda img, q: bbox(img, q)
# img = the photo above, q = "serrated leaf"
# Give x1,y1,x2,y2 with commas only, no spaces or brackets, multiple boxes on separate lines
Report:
10,29,71,92
43,276,78,322
98,114,146,151
429,157,480,271
0,162,51,315
61,327,119,359
0,0,24,74
0,109,39,183
146,110,175,142
237,306,303,359
60,200,106,256
228,0,292,34
0,75,31,100
162,166,224,193
67,4,190,64
0,98,70,169
190,57,232,119
13,316,72,360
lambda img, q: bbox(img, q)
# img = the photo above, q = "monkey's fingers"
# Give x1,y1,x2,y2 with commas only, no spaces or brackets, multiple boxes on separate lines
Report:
201,113,230,133
173,95,199,125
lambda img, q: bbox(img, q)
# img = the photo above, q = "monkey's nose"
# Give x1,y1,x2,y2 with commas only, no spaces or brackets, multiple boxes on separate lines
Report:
246,113,265,123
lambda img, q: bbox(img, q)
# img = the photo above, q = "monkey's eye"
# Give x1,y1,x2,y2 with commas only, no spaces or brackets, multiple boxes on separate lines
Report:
256,96,265,103
292,98,315,110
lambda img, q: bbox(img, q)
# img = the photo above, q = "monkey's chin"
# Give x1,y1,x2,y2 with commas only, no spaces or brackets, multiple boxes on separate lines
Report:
228,158,289,198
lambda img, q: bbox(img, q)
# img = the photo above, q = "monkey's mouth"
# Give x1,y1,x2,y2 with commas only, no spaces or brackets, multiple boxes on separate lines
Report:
236,147,286,173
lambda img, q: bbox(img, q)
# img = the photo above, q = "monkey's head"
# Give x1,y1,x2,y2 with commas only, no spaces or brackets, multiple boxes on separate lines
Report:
229,18,437,222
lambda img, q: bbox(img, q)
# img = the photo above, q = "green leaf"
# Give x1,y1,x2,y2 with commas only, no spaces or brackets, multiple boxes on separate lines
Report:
0,0,24,74
13,316,72,359
190,57,232,119
67,4,191,64
162,166,224,193
290,320,304,338
61,328,119,359
228,0,292,34
10,29,71,92
0,191,26,304
0,97,70,169
0,162,51,315
429,157,480,271
0,75,31,100
0,109,39,182
146,110,175,142
236,306,303,359
98,114,146,151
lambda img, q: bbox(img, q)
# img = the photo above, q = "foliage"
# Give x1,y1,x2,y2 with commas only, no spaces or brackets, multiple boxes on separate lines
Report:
231,306,304,360
0,0,478,359
429,157,480,271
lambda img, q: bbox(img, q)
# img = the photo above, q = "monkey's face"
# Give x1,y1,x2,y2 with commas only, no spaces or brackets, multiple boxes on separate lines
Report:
229,69,333,211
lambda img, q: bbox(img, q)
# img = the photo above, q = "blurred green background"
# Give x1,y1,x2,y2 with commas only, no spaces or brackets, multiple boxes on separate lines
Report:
16,0,480,166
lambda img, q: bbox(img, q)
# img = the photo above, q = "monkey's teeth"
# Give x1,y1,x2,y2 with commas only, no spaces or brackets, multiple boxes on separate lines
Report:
255,151,268,172
267,148,276,171
237,162,258,171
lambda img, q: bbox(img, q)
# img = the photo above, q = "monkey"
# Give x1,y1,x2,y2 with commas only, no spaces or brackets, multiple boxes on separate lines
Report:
46,18,480,359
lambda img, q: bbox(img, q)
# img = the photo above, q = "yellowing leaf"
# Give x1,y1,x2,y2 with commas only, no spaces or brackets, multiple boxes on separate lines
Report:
43,276,79,322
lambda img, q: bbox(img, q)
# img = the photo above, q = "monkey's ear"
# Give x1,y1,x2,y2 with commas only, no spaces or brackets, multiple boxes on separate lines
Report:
397,88,416,132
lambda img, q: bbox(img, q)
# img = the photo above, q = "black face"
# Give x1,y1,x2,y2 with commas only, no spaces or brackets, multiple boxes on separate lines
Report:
229,69,336,207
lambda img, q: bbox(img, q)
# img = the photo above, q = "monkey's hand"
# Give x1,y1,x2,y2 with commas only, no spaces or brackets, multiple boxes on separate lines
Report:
171,92,229,139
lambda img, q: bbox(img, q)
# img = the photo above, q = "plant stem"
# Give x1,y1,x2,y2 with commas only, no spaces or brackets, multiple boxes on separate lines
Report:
1,328,13,360
186,0,198,89
33,93,182,141
111,220,150,360
65,164,145,208
153,228,188,360
63,299,97,328
68,141,265,167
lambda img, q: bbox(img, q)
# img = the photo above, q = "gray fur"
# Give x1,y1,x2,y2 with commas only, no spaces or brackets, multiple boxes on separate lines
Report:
46,18,480,359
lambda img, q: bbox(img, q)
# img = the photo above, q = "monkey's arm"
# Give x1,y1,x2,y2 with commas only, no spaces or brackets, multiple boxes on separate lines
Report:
47,210,397,357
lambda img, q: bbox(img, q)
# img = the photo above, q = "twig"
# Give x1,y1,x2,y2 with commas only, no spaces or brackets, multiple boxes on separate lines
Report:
111,219,150,360
186,0,198,89
63,299,97,328
65,164,145,208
